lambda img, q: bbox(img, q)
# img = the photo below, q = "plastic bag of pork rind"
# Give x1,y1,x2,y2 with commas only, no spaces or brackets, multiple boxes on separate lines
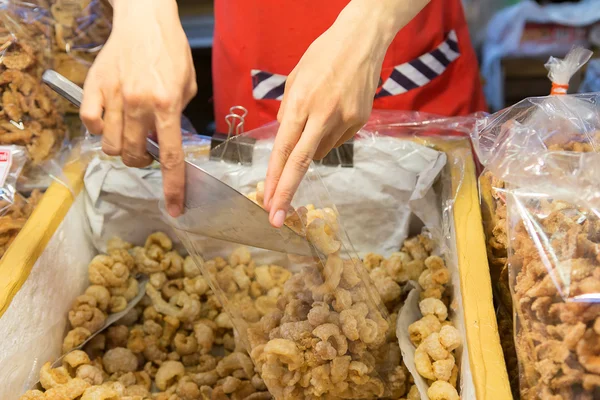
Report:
158,109,486,400
0,145,39,259
46,0,112,115
473,47,600,400
0,1,67,163
164,127,397,399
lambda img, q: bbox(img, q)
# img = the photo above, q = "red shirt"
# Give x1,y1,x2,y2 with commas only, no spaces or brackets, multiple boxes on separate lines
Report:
212,0,487,133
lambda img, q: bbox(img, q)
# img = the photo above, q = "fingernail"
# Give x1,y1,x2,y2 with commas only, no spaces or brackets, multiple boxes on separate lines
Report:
167,204,181,218
271,209,286,228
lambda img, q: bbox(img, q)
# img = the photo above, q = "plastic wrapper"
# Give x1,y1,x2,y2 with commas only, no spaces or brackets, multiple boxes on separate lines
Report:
474,47,600,399
0,1,67,163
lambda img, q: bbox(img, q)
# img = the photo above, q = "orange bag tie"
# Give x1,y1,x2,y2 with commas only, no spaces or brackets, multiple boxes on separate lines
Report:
550,83,569,95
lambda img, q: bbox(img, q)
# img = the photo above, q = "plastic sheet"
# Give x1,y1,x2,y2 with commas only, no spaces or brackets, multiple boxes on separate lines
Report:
0,145,27,213
168,130,397,399
0,194,93,398
361,112,477,400
474,48,600,399
159,111,477,399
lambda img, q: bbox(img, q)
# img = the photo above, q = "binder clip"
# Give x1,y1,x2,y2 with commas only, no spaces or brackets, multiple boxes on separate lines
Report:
210,106,256,165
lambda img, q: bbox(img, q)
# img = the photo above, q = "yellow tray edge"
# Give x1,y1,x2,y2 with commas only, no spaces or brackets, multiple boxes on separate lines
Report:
0,159,87,318
450,142,513,400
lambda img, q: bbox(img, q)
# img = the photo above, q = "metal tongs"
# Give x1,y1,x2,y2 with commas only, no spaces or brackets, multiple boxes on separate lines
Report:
42,70,314,257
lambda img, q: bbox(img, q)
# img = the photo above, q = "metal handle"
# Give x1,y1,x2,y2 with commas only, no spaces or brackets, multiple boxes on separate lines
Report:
42,70,83,107
42,69,161,160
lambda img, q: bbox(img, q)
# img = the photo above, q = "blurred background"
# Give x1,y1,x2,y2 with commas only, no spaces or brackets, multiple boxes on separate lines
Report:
177,0,600,133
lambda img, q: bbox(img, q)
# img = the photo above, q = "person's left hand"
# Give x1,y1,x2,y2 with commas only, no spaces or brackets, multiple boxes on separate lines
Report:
262,3,396,227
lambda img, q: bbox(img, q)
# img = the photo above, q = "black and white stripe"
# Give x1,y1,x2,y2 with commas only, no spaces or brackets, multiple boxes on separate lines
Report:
251,30,460,101
375,30,460,98
251,69,286,100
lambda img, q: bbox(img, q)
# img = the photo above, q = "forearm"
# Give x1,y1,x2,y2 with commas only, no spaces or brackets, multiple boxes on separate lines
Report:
107,0,181,35
337,0,431,48
108,0,179,19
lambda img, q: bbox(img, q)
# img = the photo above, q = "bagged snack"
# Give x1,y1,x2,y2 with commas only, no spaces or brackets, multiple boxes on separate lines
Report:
49,0,111,55
0,145,35,258
0,1,67,163
48,0,112,115
474,47,600,399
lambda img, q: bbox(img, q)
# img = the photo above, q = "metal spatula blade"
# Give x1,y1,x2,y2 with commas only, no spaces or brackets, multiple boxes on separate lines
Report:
42,70,314,256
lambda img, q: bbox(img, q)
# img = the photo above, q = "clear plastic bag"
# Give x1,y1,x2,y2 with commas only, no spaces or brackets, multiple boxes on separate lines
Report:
156,110,478,399
474,47,600,399
47,0,112,115
0,145,41,259
166,137,396,399
0,1,67,164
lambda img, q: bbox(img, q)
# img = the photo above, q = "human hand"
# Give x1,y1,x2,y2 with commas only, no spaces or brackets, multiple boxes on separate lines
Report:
262,3,396,227
81,0,197,217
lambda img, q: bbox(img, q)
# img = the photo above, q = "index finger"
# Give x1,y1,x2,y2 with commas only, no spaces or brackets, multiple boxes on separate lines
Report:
155,111,185,217
80,76,105,135
263,112,307,211
268,118,324,228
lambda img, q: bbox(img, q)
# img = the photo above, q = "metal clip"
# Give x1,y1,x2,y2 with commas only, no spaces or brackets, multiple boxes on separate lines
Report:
316,140,354,168
210,106,255,165
228,106,248,131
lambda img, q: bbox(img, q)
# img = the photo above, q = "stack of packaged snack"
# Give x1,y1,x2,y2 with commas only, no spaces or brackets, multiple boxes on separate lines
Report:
475,47,600,399
0,2,66,163
0,2,86,261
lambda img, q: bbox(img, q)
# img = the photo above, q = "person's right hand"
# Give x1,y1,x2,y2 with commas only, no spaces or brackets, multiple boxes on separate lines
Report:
81,0,197,217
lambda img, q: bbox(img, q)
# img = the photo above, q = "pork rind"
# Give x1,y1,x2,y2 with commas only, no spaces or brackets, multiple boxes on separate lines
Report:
62,236,140,353
0,2,66,163
473,47,600,399
28,234,279,400
31,230,436,400
175,189,396,399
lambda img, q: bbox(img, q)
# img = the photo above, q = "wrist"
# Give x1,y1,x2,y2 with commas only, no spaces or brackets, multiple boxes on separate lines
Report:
338,0,431,46
112,0,179,21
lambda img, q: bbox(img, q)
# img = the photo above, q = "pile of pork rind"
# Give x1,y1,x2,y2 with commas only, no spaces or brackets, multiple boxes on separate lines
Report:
21,180,463,400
